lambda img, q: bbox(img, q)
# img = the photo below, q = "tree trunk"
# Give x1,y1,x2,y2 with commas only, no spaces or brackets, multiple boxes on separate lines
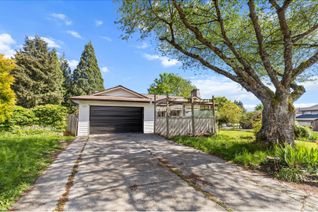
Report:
256,95,295,144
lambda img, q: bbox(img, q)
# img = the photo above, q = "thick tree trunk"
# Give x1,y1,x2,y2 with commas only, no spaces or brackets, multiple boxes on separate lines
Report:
256,95,295,144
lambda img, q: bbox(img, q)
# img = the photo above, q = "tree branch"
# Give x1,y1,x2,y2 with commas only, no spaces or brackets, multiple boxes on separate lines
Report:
291,51,318,80
290,83,305,101
172,0,270,92
248,0,282,90
269,0,293,87
292,24,318,43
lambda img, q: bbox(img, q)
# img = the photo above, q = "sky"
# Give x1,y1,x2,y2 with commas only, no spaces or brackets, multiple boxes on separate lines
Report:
0,0,317,111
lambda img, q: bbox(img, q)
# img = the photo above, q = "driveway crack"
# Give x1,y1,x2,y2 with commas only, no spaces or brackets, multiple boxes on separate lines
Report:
134,140,232,212
54,138,88,212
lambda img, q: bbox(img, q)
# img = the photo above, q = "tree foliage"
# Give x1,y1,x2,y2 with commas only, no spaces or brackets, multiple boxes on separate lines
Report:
60,55,74,110
0,55,15,123
12,36,64,108
148,72,196,97
217,98,243,125
72,42,104,96
118,0,318,144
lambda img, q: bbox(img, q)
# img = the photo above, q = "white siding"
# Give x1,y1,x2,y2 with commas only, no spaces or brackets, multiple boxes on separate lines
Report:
78,103,90,136
102,88,139,98
77,100,154,136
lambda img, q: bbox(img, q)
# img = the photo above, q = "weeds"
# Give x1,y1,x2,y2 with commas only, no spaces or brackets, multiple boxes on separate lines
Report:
171,130,318,183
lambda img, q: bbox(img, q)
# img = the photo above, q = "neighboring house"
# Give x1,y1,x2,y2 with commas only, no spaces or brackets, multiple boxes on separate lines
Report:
71,85,206,136
296,104,318,131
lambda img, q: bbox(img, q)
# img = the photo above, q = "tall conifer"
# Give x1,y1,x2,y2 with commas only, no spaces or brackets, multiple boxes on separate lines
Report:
12,36,64,108
60,55,73,108
72,42,104,96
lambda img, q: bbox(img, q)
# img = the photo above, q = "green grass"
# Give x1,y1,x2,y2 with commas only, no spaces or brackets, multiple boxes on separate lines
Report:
0,127,74,210
171,130,318,183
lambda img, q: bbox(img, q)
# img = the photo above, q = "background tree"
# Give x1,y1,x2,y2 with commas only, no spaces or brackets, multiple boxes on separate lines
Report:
148,72,196,97
72,42,104,96
214,96,243,126
12,36,64,108
60,55,74,110
118,0,318,144
234,100,246,113
0,55,15,123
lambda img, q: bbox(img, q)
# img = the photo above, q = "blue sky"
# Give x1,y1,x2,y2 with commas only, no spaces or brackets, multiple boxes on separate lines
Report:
0,0,317,110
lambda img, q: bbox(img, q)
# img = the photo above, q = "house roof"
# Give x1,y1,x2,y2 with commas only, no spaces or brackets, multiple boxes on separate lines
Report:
298,104,318,111
71,85,151,103
296,114,318,121
71,85,211,104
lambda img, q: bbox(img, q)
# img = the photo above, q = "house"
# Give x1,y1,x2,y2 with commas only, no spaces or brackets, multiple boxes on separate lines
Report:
71,85,210,136
296,104,318,131
71,85,212,136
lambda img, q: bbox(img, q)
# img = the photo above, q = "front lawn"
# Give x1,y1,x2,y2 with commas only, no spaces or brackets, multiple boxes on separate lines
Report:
0,127,74,210
171,130,318,184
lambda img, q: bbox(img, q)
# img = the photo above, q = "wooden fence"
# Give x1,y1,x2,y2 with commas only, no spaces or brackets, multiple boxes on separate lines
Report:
155,117,215,137
67,114,78,136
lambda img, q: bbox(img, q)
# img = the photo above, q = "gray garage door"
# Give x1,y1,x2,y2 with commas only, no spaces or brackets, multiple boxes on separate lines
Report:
89,106,143,134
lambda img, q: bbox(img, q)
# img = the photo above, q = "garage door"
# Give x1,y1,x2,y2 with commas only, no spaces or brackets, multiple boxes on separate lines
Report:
90,106,143,134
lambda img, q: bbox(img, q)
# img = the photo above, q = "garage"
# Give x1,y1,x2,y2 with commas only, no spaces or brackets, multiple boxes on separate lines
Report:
90,106,144,134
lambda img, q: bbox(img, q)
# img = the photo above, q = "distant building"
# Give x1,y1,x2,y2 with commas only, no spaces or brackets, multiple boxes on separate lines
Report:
296,104,318,131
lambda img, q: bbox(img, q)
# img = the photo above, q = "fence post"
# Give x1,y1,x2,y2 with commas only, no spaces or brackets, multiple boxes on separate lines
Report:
154,94,157,134
166,94,170,137
191,96,195,136
212,96,217,134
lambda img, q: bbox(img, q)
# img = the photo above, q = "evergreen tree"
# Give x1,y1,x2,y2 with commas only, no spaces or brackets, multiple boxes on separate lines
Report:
60,55,73,108
12,36,64,108
72,42,104,96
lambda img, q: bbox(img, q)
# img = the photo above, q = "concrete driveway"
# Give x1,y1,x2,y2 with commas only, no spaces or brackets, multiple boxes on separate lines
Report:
13,134,318,211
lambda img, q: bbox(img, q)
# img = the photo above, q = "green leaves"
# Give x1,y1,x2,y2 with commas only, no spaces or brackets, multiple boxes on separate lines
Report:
0,55,15,124
148,72,196,97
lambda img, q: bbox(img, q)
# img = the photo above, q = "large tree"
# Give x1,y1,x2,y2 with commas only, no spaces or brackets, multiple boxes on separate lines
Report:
148,72,196,97
0,54,15,123
60,55,74,109
72,42,104,96
12,36,64,108
118,0,318,144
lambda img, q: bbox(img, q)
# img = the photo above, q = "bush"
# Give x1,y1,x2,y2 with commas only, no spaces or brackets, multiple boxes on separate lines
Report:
275,168,304,182
32,105,67,130
294,125,312,139
8,106,37,126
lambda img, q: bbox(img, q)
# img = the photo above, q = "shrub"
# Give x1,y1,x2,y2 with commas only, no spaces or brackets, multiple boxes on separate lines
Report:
275,168,304,182
32,104,67,130
274,144,318,171
294,125,312,139
0,55,15,124
8,106,37,126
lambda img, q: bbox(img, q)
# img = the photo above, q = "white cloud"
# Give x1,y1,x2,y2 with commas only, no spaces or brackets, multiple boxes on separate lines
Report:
0,33,16,58
50,13,72,25
66,30,82,39
95,20,103,27
191,76,258,102
101,66,110,73
100,36,112,42
41,37,61,48
68,59,78,70
300,78,318,91
136,42,149,49
143,53,180,67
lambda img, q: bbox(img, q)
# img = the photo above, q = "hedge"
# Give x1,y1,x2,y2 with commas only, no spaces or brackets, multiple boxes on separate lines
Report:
4,105,68,131
32,104,68,130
